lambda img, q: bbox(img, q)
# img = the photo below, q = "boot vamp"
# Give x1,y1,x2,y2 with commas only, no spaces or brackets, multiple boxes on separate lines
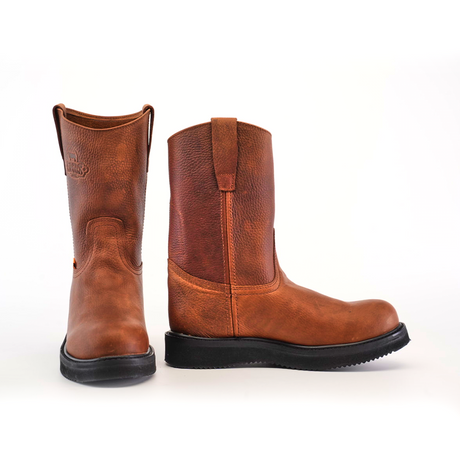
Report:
66,220,148,360
235,268,399,346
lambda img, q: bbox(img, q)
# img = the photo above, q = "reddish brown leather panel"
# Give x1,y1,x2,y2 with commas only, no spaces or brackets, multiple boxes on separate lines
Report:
53,105,153,359
168,123,225,283
168,120,275,285
230,122,275,285
211,118,238,191
168,259,233,338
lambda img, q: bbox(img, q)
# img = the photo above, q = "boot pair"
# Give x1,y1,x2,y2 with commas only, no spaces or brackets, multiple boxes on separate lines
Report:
53,104,410,383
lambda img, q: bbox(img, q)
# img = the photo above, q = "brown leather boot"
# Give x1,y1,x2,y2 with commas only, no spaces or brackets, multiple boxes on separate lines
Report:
53,104,156,382
165,118,410,370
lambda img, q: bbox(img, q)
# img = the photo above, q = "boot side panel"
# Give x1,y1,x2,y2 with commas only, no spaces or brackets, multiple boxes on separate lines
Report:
168,259,233,337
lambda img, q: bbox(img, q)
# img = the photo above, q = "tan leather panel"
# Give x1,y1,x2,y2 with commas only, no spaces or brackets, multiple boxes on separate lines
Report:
168,259,233,338
235,259,399,345
53,105,153,359
168,255,398,345
67,218,149,358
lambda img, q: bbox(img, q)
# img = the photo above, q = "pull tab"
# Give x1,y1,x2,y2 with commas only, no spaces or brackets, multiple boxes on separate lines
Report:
142,104,155,172
211,118,238,191
52,104,67,175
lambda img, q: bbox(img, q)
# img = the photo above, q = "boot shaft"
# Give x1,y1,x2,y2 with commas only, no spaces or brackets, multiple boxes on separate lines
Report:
168,119,275,285
53,105,153,268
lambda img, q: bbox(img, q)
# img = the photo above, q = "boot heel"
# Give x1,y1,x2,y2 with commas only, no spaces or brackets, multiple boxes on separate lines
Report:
165,324,410,370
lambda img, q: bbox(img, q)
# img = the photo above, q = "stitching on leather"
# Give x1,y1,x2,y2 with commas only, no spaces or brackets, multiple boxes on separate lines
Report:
170,270,224,294
219,192,227,283
233,265,281,295
228,194,237,286
234,267,280,292
94,218,142,274
219,193,232,336
232,243,280,295
113,226,143,275
168,259,227,293
168,255,282,295
228,193,239,336
74,218,142,278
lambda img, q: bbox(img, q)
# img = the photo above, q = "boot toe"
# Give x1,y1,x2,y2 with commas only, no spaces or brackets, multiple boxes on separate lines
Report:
350,298,400,342
66,322,150,360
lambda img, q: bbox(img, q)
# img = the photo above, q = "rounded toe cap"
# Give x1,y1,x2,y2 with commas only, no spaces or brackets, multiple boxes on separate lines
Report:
350,298,400,341
66,322,150,360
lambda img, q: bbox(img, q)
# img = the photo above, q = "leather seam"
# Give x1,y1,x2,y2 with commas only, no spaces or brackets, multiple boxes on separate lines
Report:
233,265,281,295
93,218,142,274
112,225,143,275
219,193,232,336
169,267,228,294
219,192,227,283
168,259,228,293
168,257,281,295
228,193,239,336
74,219,142,278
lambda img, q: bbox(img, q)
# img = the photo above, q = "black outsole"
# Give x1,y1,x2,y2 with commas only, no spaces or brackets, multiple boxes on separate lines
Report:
165,323,410,370
60,338,156,383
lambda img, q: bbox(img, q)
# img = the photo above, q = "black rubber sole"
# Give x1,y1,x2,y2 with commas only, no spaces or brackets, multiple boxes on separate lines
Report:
60,338,156,383
165,323,410,370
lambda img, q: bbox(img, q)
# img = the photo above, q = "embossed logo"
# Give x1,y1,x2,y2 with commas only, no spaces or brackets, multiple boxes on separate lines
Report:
66,153,89,178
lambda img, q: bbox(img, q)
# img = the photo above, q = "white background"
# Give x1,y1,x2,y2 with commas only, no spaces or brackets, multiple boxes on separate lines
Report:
1,1,459,458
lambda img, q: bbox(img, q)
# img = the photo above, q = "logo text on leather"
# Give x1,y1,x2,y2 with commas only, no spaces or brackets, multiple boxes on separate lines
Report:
66,153,89,178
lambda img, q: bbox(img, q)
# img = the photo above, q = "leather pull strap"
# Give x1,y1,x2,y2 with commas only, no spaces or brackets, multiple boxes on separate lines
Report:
52,103,67,175
211,118,238,191
142,104,155,172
